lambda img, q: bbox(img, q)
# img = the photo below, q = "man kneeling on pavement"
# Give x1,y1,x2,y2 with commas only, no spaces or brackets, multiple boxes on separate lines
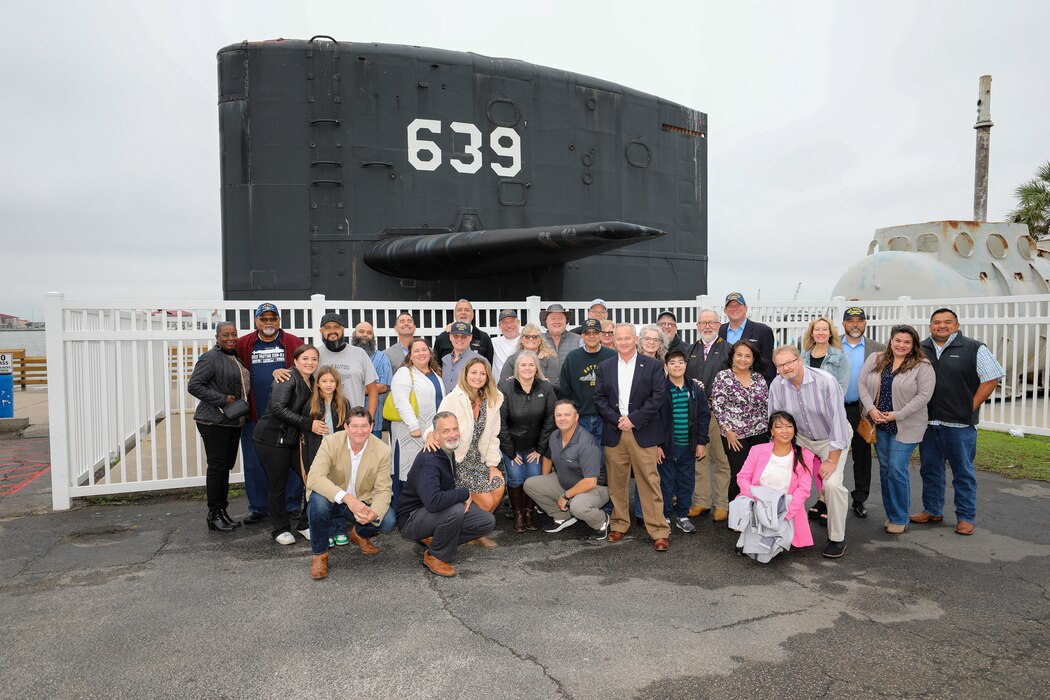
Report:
305,407,396,580
396,411,497,577
525,399,611,539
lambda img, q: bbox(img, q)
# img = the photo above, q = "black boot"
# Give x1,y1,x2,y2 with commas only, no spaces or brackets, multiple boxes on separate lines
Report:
509,486,526,533
522,493,538,531
220,509,242,528
208,509,235,532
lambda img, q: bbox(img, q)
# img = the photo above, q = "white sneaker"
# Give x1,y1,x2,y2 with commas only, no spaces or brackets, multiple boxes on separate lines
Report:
274,531,296,545
298,528,311,540
544,517,578,533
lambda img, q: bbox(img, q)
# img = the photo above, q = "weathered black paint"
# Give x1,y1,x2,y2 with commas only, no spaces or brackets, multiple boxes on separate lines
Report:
217,38,707,301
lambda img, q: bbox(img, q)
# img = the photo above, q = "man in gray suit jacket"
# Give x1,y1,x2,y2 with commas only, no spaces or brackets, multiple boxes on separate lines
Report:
841,307,885,518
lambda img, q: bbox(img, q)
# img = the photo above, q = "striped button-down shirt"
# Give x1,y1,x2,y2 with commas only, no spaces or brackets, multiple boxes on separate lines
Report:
768,365,852,451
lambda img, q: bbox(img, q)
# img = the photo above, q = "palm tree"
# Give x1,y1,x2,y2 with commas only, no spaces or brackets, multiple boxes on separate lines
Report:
1007,161,1050,240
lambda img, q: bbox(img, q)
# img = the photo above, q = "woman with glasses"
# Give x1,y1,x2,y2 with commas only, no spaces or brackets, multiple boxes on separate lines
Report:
709,340,771,501
637,324,668,362
499,323,562,391
858,325,935,534
600,320,616,349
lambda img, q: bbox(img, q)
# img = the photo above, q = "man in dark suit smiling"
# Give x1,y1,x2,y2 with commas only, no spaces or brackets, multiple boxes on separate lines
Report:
593,323,670,550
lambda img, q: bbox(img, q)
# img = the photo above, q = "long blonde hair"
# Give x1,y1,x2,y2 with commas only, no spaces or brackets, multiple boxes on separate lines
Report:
516,323,556,360
457,357,501,408
801,317,843,352
309,365,349,425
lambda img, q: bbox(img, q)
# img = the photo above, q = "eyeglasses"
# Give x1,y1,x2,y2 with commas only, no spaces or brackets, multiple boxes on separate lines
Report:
774,357,800,370
698,320,719,326
657,321,675,327
522,334,540,340
601,331,614,336
641,336,662,343
257,315,279,323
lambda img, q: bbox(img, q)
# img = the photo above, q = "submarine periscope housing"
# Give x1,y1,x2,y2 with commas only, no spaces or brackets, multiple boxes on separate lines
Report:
217,37,707,302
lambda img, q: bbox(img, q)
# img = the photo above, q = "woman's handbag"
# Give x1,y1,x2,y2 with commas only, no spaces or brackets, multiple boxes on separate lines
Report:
219,356,250,420
383,369,418,422
856,380,881,445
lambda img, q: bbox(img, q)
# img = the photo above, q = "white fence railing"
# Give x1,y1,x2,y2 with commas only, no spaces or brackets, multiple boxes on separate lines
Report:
45,292,1050,510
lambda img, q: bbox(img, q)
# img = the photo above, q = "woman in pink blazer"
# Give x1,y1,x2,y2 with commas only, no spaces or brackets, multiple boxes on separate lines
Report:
736,411,819,548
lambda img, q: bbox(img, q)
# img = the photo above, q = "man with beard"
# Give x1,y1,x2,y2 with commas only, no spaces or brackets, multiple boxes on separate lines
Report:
840,307,884,518
684,308,732,520
396,412,497,577
432,299,494,364
353,322,392,439
657,311,689,357
235,303,303,524
277,313,379,422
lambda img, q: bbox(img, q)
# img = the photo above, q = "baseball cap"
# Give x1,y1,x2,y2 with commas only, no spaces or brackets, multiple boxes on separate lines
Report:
843,307,867,321
319,312,346,327
450,321,473,336
724,292,746,306
581,319,601,333
498,309,518,321
255,303,280,318
657,310,677,322
589,298,608,309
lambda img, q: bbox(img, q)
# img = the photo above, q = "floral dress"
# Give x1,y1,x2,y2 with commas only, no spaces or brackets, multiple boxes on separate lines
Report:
454,402,505,493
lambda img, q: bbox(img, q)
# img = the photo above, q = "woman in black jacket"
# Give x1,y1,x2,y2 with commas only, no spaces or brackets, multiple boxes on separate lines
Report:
498,350,557,533
253,344,319,544
188,322,250,533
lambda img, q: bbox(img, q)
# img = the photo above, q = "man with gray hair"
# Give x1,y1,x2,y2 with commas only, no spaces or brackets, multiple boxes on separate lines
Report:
685,308,732,520
432,299,494,364
768,344,852,558
395,412,496,577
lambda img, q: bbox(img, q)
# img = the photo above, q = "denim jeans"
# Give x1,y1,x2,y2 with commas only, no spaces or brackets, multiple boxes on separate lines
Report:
657,443,695,518
919,424,978,523
307,491,396,555
875,430,918,525
503,452,543,488
578,414,603,448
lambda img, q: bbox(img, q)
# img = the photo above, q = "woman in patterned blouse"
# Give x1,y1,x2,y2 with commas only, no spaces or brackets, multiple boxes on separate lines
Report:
709,340,771,501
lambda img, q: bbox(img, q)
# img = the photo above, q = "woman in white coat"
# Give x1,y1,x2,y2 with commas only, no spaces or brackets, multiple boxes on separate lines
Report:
389,338,445,506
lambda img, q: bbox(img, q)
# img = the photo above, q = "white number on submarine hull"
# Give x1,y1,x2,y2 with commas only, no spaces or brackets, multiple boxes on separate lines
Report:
407,119,521,176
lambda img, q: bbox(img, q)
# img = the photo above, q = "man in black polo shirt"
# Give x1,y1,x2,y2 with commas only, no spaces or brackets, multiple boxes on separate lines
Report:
524,400,610,539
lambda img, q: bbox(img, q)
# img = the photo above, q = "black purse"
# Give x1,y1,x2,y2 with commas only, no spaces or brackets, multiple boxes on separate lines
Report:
219,356,250,420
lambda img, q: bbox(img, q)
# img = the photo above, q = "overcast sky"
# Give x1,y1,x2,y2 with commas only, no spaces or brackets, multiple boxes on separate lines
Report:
3,1,1047,320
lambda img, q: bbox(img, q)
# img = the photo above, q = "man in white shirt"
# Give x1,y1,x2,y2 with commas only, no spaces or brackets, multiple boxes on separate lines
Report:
305,409,395,580
490,309,521,378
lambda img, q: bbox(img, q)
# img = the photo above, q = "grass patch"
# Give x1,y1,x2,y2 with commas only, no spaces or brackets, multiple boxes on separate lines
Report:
974,429,1050,482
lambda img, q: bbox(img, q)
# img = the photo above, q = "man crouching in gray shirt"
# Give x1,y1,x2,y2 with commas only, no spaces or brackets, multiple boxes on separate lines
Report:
525,400,610,539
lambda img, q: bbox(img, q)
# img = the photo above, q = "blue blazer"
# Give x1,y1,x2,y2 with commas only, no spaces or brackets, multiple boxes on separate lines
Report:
592,353,667,448
719,319,776,383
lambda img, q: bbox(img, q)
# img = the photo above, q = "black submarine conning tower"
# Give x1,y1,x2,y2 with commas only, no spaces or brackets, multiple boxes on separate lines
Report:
217,37,708,302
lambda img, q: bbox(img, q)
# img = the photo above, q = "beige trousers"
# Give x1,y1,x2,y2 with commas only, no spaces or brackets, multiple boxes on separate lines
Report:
693,412,730,510
605,431,669,539
796,435,850,542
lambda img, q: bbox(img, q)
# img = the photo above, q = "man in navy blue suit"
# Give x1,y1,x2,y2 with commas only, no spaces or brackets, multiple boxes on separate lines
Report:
718,292,777,383
593,323,670,550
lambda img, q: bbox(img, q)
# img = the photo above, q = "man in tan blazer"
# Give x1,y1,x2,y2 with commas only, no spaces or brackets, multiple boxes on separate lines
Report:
306,407,394,580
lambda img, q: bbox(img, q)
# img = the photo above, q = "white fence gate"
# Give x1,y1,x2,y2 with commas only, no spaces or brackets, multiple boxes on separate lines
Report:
45,292,1050,510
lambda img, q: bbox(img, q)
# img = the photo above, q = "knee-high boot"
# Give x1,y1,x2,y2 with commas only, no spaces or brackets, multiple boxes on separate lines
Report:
509,486,526,533
522,492,538,531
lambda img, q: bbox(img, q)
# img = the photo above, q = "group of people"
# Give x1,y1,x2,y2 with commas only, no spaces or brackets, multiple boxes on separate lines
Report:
187,295,1004,578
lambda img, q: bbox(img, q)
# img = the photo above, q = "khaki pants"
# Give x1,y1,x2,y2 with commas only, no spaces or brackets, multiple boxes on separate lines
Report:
524,473,609,530
693,412,730,510
796,435,850,542
605,432,668,539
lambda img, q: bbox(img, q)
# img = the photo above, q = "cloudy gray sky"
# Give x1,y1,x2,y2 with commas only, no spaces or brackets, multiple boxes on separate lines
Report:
3,1,1047,320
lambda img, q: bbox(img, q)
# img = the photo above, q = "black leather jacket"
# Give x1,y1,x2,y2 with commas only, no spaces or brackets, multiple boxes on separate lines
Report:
188,346,248,427
252,369,314,448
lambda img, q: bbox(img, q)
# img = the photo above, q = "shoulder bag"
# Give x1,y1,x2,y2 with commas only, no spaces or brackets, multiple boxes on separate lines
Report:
383,368,419,422
856,379,880,445
219,355,250,420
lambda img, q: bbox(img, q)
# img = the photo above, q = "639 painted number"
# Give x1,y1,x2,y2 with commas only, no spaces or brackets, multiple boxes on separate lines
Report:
407,119,521,176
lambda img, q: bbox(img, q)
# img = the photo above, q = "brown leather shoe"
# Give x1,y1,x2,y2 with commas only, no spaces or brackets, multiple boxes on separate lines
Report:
419,536,433,546
712,507,728,522
349,528,379,555
955,521,975,536
688,505,710,518
607,530,627,543
653,537,670,551
310,553,329,580
909,512,944,524
466,536,498,548
422,551,456,577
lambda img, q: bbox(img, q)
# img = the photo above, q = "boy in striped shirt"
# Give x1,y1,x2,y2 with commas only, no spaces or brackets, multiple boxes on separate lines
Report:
658,350,711,534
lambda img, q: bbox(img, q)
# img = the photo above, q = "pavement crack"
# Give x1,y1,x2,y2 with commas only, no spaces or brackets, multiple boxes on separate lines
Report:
425,574,574,699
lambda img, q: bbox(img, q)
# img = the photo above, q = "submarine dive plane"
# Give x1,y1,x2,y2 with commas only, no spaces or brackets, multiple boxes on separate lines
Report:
217,37,707,302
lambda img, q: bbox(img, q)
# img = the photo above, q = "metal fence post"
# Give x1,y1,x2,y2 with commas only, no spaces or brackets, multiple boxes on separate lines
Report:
45,292,71,511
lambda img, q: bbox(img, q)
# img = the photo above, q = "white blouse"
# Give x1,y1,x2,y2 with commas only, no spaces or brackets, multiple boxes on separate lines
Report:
758,450,794,493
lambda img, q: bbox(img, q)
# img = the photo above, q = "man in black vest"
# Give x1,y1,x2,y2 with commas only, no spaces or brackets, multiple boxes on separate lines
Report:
913,308,1004,536
684,308,731,520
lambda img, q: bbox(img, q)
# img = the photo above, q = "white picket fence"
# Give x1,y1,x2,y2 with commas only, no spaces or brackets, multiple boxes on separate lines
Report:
44,292,1050,510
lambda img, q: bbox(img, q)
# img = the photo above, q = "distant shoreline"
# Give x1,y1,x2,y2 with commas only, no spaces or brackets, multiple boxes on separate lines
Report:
0,328,44,331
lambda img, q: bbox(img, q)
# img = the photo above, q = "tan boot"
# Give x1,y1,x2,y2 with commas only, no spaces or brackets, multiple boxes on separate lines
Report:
688,505,710,518
310,553,329,580
712,507,729,522
467,536,498,548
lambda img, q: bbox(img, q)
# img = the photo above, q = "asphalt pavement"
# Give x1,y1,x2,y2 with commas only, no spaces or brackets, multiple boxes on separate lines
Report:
1,445,1048,699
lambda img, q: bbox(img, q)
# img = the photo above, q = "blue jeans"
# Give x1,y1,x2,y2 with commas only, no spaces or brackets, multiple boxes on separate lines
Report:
391,441,404,507
240,421,303,515
503,452,543,488
578,415,603,448
919,424,978,523
658,443,695,518
875,430,918,525
307,491,396,555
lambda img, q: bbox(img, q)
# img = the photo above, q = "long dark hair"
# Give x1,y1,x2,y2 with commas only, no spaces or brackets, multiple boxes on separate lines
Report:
309,365,349,425
768,411,810,477
726,339,766,374
872,324,928,376
402,337,442,375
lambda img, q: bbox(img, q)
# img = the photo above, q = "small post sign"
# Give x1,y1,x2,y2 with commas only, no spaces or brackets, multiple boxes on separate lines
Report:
0,352,13,418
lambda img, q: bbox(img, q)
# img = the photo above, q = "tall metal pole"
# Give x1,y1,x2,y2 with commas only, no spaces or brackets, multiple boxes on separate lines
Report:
973,75,993,221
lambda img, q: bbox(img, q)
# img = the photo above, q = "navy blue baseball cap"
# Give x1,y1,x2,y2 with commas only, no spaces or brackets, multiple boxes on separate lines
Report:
255,303,280,318
450,321,473,336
